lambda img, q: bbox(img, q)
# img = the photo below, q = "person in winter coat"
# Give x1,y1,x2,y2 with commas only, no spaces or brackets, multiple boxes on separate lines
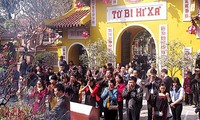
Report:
122,76,143,120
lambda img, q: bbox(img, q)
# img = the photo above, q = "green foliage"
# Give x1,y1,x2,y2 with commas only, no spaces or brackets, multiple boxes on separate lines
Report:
2,19,16,33
0,0,72,47
0,42,17,107
0,16,5,34
33,52,56,67
1,0,20,19
79,39,116,69
161,40,194,77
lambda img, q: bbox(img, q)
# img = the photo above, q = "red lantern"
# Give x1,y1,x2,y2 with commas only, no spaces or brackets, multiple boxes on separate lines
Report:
82,31,89,38
187,24,196,34
75,1,83,8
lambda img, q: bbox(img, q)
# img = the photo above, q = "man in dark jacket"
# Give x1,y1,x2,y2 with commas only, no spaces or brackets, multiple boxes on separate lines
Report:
161,68,173,93
65,74,81,103
145,68,161,120
122,76,143,120
58,56,68,73
47,84,70,120
36,84,70,120
35,84,71,120
27,68,38,88
192,67,200,107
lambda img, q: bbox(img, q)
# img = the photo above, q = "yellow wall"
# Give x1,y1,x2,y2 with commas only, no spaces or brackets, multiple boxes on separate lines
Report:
89,0,199,52
92,0,200,64
55,0,200,79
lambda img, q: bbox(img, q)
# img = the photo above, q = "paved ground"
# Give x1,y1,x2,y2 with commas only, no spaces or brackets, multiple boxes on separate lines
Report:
138,100,199,120
81,88,199,120
100,99,199,120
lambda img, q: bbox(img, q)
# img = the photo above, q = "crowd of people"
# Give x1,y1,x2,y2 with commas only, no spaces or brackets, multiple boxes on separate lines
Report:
5,55,200,120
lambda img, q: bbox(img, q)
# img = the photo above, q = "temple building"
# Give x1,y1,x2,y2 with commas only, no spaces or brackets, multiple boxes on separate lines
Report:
44,0,200,79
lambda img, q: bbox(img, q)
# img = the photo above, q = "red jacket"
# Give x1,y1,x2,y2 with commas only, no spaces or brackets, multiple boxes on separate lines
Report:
117,83,125,102
91,84,101,101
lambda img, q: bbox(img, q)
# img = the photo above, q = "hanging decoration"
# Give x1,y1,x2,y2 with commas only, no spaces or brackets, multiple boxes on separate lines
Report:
187,25,196,34
75,1,83,8
187,19,197,34
82,30,89,38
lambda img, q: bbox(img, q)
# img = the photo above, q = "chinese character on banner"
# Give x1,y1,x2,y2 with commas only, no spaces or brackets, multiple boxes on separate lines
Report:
91,0,96,26
107,28,113,52
61,46,67,61
183,0,191,21
159,25,168,68
182,47,192,80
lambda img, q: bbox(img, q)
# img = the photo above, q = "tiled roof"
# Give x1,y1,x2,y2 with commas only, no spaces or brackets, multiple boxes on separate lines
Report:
0,33,15,39
49,9,90,27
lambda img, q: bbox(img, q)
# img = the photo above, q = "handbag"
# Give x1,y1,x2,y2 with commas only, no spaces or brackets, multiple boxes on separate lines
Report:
78,85,83,103
108,105,118,110
167,103,172,118
155,111,163,117
154,98,163,117
106,95,118,110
